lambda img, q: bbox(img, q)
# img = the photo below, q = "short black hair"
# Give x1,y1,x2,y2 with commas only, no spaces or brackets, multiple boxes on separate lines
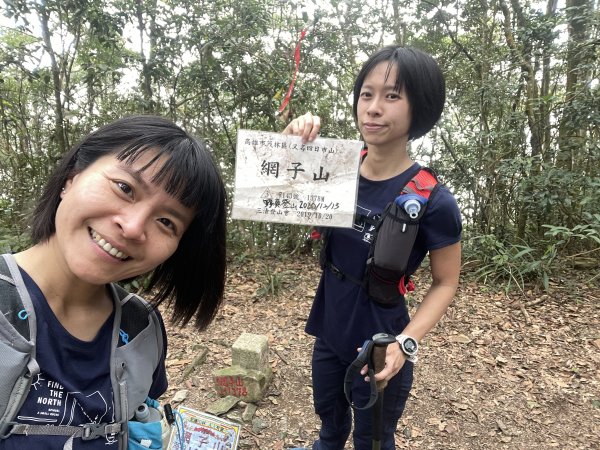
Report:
31,115,227,330
352,46,446,140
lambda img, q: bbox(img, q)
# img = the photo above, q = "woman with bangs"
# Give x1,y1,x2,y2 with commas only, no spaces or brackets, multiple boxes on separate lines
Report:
0,115,226,449
284,46,462,450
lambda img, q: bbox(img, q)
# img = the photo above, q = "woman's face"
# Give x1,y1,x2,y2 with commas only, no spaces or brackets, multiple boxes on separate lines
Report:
52,151,195,285
356,61,412,150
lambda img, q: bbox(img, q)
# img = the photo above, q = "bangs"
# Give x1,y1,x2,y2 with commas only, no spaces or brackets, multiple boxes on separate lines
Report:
384,58,406,94
116,139,220,213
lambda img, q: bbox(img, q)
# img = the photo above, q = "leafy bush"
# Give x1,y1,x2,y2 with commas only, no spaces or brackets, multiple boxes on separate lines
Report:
542,214,600,278
464,213,600,292
463,234,554,293
255,266,294,299
542,213,600,249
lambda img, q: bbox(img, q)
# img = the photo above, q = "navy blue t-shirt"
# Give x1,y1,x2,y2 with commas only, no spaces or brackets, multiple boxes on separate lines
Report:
0,270,168,450
305,163,462,363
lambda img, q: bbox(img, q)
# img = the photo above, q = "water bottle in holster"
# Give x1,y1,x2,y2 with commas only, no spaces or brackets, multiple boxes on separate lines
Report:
135,403,162,423
129,398,171,450
363,168,439,306
313,166,440,306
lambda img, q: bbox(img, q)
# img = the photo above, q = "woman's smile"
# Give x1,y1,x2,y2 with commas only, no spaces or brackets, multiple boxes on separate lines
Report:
89,228,129,260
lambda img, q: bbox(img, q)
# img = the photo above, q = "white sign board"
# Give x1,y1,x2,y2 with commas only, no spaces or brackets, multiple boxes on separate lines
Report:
231,129,363,228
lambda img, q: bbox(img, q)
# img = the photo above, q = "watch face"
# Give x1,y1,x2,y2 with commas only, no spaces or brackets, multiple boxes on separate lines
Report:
403,338,417,355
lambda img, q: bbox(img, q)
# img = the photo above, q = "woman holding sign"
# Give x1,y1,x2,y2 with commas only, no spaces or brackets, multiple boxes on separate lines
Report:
284,46,462,450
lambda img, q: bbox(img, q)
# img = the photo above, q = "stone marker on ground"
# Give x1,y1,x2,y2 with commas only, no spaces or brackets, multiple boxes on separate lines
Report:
213,332,273,403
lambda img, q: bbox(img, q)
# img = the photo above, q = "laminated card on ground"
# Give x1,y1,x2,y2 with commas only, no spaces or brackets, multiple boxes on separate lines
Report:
166,406,240,450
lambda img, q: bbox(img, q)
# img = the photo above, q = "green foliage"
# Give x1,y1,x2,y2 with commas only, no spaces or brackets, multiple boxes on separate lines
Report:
0,0,599,293
464,234,554,293
254,265,294,299
119,275,151,297
464,212,600,292
0,224,30,254
542,214,600,256
543,217,600,242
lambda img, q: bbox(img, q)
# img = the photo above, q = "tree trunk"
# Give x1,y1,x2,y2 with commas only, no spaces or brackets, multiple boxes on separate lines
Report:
38,0,66,155
557,0,592,171
136,0,158,112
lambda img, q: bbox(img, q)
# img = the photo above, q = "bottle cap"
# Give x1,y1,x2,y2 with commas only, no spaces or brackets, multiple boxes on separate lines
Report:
395,193,427,219
135,403,149,422
403,199,421,218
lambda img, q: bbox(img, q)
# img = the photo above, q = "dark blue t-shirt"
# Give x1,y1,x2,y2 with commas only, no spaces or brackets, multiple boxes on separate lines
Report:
305,163,462,363
0,270,168,450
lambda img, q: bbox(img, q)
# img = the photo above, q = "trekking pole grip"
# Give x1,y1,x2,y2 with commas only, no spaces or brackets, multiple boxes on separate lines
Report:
372,333,397,392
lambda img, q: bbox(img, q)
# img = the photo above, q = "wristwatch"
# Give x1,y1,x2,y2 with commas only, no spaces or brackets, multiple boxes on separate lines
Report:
396,334,419,363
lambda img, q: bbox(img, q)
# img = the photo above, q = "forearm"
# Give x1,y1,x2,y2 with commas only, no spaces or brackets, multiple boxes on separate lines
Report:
401,282,457,342
400,242,461,342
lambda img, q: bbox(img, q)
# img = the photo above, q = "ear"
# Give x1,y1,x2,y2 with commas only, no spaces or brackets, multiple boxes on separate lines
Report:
61,176,76,198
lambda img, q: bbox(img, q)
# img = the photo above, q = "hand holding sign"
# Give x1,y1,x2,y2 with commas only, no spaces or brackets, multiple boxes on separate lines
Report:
282,112,321,143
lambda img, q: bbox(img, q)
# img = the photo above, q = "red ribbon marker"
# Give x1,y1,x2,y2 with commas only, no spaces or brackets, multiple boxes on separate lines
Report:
278,28,308,114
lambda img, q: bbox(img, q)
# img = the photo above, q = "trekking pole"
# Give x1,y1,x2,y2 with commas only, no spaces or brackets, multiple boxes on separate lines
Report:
371,333,397,450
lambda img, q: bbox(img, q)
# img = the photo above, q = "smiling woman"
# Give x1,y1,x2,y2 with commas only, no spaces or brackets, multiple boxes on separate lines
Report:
31,115,227,329
0,115,227,450
54,150,196,287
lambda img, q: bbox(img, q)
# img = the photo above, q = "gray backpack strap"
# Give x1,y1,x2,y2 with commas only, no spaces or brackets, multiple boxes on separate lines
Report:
0,254,40,438
109,284,164,450
0,254,37,342
7,422,122,446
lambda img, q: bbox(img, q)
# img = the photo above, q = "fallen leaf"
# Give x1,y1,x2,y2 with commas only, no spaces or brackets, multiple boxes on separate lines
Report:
445,423,458,433
448,334,472,344
495,355,508,365
166,358,192,367
171,389,188,403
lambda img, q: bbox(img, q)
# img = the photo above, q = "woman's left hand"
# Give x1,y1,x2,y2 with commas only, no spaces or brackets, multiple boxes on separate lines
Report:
360,342,406,382
377,341,406,382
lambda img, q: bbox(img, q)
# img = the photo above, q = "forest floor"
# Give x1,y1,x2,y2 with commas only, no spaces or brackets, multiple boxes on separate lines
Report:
160,254,600,450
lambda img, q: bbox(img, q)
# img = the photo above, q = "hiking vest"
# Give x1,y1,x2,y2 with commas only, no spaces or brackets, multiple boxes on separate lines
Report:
316,164,440,306
0,253,164,449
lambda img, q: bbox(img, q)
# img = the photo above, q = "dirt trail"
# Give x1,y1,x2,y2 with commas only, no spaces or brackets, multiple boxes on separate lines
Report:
161,255,600,449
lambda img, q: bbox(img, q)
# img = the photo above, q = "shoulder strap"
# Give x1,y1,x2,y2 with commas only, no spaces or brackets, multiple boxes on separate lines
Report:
402,167,439,200
0,254,37,342
0,254,40,440
109,284,164,450
112,284,163,356
360,147,368,162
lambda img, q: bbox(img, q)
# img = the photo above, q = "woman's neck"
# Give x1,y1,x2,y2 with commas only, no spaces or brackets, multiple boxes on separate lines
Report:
14,243,109,309
15,243,114,341
360,144,414,181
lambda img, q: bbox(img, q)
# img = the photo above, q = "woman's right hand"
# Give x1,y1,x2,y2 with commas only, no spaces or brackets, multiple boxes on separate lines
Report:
282,112,321,143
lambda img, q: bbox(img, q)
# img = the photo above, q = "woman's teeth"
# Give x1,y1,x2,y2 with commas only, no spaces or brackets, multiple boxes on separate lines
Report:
90,229,128,260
